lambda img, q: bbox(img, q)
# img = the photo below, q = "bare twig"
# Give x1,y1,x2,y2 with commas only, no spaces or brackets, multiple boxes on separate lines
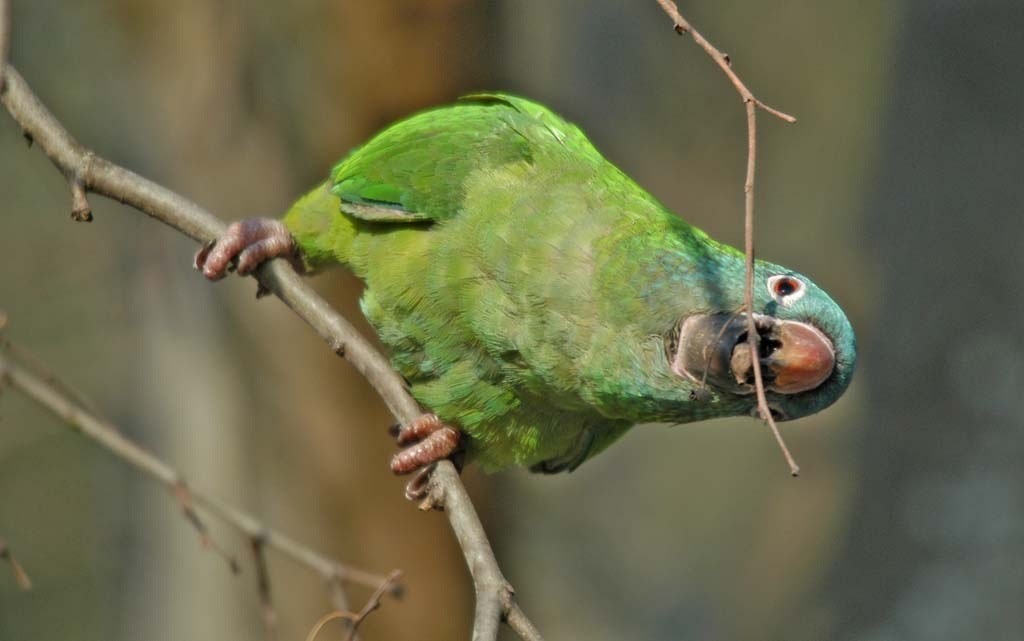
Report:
0,59,540,640
251,534,278,641
1,337,104,417
741,103,800,476
344,570,402,641
327,574,361,641
655,0,796,124
655,0,800,475
0,537,33,590
305,570,403,641
0,348,393,600
172,480,241,574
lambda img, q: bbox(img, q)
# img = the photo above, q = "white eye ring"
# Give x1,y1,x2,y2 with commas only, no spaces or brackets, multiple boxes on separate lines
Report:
767,275,806,306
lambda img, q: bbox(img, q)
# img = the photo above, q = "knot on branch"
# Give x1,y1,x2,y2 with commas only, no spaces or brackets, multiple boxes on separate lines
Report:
69,151,96,221
70,180,92,222
417,474,446,512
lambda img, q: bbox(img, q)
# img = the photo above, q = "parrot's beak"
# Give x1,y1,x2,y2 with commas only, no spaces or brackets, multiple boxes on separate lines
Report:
671,313,835,397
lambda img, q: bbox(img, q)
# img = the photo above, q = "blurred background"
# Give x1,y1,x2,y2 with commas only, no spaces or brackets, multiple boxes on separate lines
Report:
1,1,1021,639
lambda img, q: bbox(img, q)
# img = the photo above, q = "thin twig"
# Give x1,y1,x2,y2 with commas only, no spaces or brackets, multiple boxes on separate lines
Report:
0,348,394,596
1,337,104,417
251,534,278,641
0,537,33,590
0,59,540,640
741,103,800,476
172,480,241,574
655,0,800,475
345,570,402,641
327,574,361,641
305,570,403,641
655,0,796,124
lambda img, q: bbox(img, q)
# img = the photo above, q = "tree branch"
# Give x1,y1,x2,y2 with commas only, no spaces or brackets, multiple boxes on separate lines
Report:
0,345,395,601
655,0,800,475
655,0,796,123
304,570,403,641
343,570,403,641
1,56,540,640
251,534,278,641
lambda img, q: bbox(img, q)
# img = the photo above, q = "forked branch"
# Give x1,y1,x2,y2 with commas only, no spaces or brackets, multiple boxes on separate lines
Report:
304,570,404,641
0,345,396,610
655,0,800,475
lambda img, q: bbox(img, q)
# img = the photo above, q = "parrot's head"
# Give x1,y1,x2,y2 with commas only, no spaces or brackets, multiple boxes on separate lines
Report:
667,261,856,422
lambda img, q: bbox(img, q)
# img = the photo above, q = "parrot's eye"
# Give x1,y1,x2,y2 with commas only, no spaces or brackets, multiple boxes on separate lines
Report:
767,275,806,305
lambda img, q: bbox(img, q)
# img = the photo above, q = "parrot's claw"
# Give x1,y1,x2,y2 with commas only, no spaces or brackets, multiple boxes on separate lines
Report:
390,413,463,500
194,218,302,281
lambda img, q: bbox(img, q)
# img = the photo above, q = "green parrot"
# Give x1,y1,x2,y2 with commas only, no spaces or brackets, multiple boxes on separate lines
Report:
196,93,855,479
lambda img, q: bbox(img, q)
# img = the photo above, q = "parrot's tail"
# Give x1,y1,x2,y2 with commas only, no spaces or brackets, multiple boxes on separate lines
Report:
281,181,357,272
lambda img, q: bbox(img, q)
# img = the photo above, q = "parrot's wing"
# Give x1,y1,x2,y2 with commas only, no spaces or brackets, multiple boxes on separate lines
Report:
330,93,595,225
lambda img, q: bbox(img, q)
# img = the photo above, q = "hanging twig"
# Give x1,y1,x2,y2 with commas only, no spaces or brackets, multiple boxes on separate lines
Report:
171,480,241,574
251,534,278,641
655,0,800,475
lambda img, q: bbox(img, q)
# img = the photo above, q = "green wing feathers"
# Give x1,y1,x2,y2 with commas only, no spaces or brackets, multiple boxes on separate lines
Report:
284,93,572,266
332,94,532,223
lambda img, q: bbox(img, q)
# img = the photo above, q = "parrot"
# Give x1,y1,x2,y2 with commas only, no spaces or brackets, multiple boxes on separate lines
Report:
195,93,856,485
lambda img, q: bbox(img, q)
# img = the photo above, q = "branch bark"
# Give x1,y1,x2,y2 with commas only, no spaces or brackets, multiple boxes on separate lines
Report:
655,0,800,475
0,58,540,640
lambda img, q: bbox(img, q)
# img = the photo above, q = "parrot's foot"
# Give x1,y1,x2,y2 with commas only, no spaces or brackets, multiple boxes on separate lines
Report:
194,218,302,281
390,413,462,501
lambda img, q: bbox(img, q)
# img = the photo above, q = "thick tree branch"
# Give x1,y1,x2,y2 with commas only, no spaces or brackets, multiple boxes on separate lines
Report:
655,0,800,475
1,59,539,640
0,346,394,599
